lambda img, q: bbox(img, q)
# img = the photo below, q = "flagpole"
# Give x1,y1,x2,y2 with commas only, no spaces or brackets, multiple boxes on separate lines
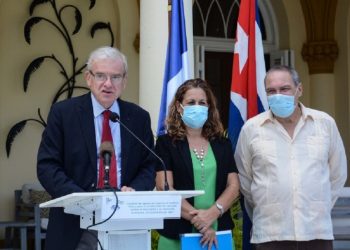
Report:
168,0,172,32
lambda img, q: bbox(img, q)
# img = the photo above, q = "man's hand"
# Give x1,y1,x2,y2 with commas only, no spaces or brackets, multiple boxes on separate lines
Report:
120,186,135,192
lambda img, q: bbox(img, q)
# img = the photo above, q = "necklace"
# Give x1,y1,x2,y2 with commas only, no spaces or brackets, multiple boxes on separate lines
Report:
193,148,205,188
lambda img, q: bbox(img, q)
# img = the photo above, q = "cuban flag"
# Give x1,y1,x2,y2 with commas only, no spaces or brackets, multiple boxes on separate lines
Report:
228,0,268,150
157,0,190,135
228,0,268,249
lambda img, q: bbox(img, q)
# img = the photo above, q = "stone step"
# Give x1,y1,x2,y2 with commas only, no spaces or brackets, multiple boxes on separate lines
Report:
332,187,350,244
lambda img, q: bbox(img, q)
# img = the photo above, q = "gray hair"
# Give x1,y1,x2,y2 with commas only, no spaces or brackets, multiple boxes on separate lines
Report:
86,46,128,75
264,65,300,86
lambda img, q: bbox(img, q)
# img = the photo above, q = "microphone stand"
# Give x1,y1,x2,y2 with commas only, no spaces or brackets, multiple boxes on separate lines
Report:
102,151,111,190
98,147,117,192
109,112,169,191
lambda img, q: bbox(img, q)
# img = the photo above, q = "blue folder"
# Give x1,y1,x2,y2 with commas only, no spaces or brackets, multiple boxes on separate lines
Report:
180,230,234,250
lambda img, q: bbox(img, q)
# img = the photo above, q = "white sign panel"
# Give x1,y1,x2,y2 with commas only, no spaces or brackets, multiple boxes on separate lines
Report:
99,194,182,220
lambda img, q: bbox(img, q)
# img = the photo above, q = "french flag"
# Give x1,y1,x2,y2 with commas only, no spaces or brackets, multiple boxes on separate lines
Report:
228,0,268,150
228,0,268,249
157,0,190,135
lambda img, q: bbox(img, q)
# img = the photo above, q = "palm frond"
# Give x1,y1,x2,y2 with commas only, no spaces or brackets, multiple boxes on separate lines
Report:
29,0,50,16
24,17,43,44
23,56,46,92
6,120,28,157
90,22,114,46
72,8,82,35
88,0,96,10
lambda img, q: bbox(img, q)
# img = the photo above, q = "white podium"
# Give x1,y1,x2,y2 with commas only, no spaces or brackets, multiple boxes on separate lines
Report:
40,190,203,250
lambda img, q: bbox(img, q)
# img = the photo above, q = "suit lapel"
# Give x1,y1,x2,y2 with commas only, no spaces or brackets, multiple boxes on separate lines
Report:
209,139,222,197
76,94,97,173
210,139,221,167
177,138,194,182
118,99,132,185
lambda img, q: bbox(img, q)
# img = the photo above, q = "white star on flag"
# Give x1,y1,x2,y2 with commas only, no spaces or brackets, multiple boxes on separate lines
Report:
234,23,249,74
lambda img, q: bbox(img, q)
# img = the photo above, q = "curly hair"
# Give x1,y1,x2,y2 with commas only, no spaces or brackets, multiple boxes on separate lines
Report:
166,78,224,140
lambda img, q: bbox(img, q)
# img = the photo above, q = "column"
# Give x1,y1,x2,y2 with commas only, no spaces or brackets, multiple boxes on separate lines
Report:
309,74,335,115
300,0,338,116
139,0,168,134
139,0,194,133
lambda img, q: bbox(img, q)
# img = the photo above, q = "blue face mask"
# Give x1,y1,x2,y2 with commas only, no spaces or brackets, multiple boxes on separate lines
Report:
181,105,208,129
267,90,298,118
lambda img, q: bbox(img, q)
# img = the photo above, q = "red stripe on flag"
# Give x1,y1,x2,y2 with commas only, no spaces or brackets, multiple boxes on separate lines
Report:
231,0,259,118
231,53,248,99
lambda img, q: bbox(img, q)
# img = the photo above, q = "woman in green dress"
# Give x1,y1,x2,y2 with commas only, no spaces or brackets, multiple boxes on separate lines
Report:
155,78,240,250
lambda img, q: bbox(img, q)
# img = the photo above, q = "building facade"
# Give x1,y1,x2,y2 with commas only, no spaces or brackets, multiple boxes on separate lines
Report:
0,0,349,224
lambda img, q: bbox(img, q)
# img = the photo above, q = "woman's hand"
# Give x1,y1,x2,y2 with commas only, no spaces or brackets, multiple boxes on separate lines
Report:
190,207,220,233
200,227,218,250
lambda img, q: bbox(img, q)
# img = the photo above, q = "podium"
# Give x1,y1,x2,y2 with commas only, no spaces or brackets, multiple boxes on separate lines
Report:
40,190,203,250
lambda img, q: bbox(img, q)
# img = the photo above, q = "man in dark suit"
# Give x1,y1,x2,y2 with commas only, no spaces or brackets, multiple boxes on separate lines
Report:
37,46,156,250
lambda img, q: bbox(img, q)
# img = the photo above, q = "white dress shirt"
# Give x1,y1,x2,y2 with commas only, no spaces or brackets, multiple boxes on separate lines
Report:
235,103,347,243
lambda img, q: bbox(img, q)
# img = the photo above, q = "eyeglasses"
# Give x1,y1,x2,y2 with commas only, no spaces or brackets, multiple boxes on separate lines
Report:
89,70,124,84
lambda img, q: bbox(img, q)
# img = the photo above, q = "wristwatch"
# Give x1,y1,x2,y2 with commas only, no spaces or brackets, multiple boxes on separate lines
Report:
216,202,224,217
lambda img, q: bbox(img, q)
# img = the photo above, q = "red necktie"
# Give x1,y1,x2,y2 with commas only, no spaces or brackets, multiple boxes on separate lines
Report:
98,110,117,189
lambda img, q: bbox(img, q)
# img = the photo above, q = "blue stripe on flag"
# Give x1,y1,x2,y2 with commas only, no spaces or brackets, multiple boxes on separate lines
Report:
257,96,265,113
157,0,190,135
228,102,244,150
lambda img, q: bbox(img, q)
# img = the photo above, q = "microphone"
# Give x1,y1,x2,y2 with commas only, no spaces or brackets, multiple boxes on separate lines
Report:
109,112,169,191
99,141,114,190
